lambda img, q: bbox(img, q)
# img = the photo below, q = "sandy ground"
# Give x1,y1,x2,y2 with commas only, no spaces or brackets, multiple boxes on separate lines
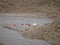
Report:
0,43,3,45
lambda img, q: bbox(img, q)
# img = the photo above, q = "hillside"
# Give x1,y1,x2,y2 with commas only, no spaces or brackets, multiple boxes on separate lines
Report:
0,0,60,13
0,0,60,19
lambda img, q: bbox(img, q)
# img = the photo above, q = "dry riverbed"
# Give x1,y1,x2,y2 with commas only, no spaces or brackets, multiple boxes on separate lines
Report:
0,13,60,45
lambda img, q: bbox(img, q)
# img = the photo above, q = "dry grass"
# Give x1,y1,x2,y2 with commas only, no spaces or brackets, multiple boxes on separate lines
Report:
0,0,60,20
21,22,60,45
0,0,60,13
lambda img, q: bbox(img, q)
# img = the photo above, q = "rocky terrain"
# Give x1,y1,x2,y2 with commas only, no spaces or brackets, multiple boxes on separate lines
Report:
0,0,60,18
0,0,60,45
21,21,60,45
0,0,60,12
